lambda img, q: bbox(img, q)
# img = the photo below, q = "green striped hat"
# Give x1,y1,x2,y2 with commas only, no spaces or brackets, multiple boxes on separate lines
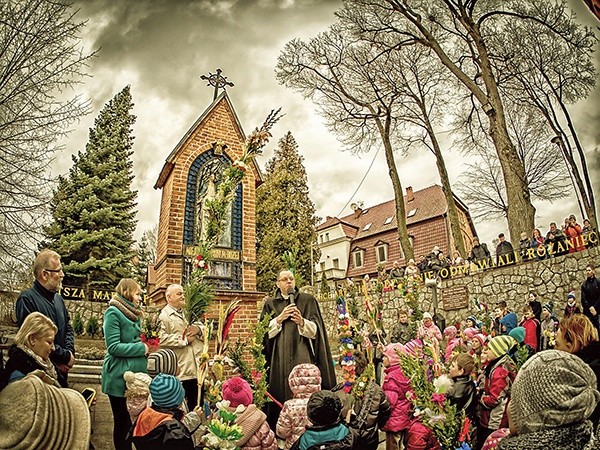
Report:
487,335,516,358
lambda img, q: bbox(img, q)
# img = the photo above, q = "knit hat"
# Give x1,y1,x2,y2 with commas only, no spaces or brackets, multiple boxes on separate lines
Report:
423,312,433,320
0,373,91,450
444,326,458,337
487,335,516,358
124,371,152,397
567,291,576,300
149,374,185,409
472,333,487,347
510,350,600,434
307,390,342,426
384,343,405,366
466,315,480,328
404,339,423,357
288,363,321,398
508,327,526,344
147,349,178,377
542,302,554,313
463,327,478,340
222,376,253,407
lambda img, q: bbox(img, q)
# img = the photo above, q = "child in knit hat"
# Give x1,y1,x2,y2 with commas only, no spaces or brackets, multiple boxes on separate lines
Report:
443,326,460,363
508,326,535,369
417,312,442,343
222,376,278,450
539,302,559,351
381,343,413,450
475,335,517,450
490,350,600,449
466,315,481,329
563,291,581,318
124,349,179,422
130,374,196,450
290,390,355,450
276,364,322,450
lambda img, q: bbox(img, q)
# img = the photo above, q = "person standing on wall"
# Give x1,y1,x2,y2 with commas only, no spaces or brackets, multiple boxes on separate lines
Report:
15,249,75,388
158,283,204,411
260,269,336,429
581,263,600,332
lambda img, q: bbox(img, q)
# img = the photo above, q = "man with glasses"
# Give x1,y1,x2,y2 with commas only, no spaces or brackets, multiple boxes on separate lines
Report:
15,249,75,387
260,269,336,429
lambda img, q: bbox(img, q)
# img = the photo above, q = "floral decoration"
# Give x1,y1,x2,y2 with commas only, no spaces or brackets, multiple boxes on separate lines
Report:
337,296,356,393
140,311,161,348
200,400,243,450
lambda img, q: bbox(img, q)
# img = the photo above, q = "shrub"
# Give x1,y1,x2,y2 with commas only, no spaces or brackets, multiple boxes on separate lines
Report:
86,316,100,338
73,313,84,336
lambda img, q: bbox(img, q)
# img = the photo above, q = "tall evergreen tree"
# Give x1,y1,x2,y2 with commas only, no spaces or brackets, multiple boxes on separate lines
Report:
256,132,320,293
43,86,137,288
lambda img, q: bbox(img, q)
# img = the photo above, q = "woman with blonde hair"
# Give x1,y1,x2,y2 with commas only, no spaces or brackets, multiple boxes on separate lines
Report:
0,312,59,390
101,278,155,450
555,314,600,426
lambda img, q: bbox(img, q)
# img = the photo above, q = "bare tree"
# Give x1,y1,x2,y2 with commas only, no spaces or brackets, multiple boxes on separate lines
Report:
276,24,416,259
0,0,94,263
338,0,583,244
456,105,570,221
492,1,598,227
390,44,468,256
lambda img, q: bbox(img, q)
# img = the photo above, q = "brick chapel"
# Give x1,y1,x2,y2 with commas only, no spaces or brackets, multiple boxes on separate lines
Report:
149,90,263,338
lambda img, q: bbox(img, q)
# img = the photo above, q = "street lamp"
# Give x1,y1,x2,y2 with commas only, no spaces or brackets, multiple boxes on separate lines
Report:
425,277,445,331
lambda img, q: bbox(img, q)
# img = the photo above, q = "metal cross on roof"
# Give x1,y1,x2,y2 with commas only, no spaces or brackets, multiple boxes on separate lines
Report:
200,68,234,101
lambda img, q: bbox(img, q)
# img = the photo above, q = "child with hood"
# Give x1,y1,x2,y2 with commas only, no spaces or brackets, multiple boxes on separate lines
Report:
222,376,278,450
277,363,322,450
290,390,355,450
381,343,413,450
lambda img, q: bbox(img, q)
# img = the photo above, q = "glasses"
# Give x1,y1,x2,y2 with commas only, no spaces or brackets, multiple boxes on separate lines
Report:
44,268,63,273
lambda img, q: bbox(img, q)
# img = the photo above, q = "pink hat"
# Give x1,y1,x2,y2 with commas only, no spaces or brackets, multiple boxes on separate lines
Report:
444,326,457,337
472,334,487,346
384,343,405,366
403,339,423,357
222,376,253,407
463,327,478,340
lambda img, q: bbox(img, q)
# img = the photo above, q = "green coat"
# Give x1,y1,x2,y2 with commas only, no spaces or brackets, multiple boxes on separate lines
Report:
101,304,147,397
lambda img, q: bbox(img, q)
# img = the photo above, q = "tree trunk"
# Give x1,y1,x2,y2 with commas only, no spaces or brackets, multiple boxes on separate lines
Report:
376,115,414,261
425,121,468,257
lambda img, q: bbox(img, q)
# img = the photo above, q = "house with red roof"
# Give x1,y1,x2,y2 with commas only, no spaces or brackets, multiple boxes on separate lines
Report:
315,185,477,284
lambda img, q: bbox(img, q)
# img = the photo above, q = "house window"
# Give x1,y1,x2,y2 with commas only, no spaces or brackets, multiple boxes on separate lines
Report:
363,223,372,231
333,258,339,269
384,216,393,225
320,262,325,271
376,243,388,263
353,250,364,268
407,208,417,217
325,232,329,241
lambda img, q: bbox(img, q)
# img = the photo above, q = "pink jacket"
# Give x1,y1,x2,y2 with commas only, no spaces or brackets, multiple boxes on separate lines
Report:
381,364,413,432
444,337,460,363
276,363,321,450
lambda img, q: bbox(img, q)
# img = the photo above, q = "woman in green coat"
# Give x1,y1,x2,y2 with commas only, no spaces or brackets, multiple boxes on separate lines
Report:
102,278,151,450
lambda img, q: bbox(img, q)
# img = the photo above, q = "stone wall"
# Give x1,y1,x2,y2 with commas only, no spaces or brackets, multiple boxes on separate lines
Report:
317,246,600,352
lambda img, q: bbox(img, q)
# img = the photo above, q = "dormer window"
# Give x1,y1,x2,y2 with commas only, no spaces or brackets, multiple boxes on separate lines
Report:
363,223,372,231
407,208,417,218
352,249,364,268
384,216,393,225
376,243,388,263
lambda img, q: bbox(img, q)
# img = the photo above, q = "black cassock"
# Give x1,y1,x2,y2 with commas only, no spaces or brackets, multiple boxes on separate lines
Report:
261,288,336,429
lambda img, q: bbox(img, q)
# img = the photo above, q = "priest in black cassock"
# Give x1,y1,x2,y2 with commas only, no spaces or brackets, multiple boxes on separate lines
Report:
261,269,336,429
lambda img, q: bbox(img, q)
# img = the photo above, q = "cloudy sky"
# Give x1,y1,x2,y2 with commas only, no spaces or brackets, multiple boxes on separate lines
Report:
56,0,600,249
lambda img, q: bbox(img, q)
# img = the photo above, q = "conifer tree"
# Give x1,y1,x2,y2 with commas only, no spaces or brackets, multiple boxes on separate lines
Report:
43,86,137,288
256,132,320,293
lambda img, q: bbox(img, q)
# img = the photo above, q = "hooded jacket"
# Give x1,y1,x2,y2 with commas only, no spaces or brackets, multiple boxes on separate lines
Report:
129,406,194,450
277,364,322,450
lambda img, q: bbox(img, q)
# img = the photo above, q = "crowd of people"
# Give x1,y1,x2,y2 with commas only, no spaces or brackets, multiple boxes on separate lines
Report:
1,251,600,450
382,215,598,284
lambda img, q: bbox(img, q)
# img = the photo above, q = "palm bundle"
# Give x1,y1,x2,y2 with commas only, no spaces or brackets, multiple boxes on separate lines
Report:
215,299,241,356
183,281,213,327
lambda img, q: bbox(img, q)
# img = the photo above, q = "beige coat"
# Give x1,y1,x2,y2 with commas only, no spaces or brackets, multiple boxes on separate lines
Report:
158,304,204,381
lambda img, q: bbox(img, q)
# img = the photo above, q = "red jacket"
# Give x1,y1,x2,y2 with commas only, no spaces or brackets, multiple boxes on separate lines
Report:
381,365,412,432
405,419,441,450
520,318,540,351
477,355,516,430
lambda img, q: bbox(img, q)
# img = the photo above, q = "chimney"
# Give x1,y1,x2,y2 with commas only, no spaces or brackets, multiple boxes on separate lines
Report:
350,203,363,219
406,186,414,202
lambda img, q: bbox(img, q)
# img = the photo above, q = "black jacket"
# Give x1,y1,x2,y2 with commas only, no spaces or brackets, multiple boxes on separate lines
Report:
448,375,477,421
576,341,600,427
333,381,391,450
0,345,46,391
290,423,355,450
581,276,600,321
